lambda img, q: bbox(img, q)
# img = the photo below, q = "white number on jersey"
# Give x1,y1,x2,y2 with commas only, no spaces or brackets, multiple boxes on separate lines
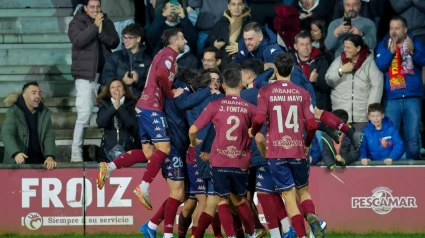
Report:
272,105,299,133
226,116,240,141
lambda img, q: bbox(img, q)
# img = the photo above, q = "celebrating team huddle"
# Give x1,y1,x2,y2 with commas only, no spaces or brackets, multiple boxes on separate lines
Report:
95,28,363,238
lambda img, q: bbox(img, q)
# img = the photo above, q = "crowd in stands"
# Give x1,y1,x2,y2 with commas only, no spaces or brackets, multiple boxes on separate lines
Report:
2,0,425,169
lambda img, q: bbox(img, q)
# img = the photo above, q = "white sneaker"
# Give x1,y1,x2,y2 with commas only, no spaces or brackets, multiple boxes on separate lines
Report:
71,154,83,162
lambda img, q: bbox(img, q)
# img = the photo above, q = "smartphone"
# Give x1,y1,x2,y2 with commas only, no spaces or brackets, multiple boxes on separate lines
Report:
344,17,351,26
217,38,225,42
128,71,133,78
170,0,179,15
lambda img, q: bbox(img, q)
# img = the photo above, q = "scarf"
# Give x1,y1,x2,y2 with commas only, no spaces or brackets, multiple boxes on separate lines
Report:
224,8,251,44
387,38,414,91
295,47,321,79
341,48,369,71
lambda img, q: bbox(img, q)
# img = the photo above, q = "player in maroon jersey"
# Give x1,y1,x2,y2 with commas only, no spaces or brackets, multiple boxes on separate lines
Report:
251,53,325,238
189,68,257,238
133,28,186,210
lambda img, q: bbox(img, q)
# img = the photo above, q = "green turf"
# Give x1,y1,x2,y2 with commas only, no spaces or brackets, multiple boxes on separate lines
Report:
2,234,425,238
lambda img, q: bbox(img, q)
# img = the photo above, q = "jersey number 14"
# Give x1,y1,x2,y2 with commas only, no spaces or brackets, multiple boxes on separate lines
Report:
273,105,299,133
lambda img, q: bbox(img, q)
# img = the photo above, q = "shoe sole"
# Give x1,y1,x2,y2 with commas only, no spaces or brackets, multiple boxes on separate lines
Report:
96,163,107,190
140,225,156,238
133,189,152,210
307,214,324,238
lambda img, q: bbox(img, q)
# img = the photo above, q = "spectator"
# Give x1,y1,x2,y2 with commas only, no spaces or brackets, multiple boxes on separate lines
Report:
68,0,119,162
206,0,251,66
146,0,198,55
234,22,285,64
290,31,331,111
96,79,140,161
295,0,335,31
360,103,404,166
325,0,377,58
310,18,333,63
102,23,152,98
375,16,425,160
273,4,300,51
246,0,281,28
102,0,136,51
1,82,56,169
322,109,359,169
389,0,425,44
333,0,385,27
325,34,383,132
202,47,223,70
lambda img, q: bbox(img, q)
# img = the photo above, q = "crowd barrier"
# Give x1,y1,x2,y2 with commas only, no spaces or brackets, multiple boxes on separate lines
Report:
2,161,425,235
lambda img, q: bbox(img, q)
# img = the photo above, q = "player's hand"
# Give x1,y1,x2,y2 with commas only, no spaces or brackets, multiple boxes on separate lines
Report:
44,157,57,170
200,152,210,161
248,128,254,138
173,88,184,98
340,62,354,74
122,72,134,85
214,40,225,50
309,69,318,83
334,22,351,37
304,146,310,157
361,158,369,166
190,139,203,147
225,42,238,55
349,25,363,36
131,71,139,83
384,158,392,165
309,156,313,164
407,36,415,54
14,152,28,164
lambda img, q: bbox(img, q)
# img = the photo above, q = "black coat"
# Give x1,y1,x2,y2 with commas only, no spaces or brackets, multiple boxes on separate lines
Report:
322,133,359,168
96,98,140,153
296,0,336,31
290,50,331,111
101,45,152,98
68,8,119,80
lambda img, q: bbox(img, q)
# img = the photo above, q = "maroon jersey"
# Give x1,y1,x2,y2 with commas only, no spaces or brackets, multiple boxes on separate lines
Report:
194,95,256,169
136,47,178,111
257,81,315,159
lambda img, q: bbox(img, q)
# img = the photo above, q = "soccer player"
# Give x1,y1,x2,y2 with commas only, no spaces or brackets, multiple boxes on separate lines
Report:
241,59,296,238
251,53,325,238
189,68,256,238
184,69,225,238
133,28,186,210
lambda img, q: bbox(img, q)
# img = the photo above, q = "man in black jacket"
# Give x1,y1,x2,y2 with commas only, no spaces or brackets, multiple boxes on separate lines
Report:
68,0,119,162
291,31,331,112
102,23,152,98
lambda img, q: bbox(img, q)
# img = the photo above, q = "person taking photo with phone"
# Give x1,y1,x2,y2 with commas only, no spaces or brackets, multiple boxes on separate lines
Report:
325,0,377,57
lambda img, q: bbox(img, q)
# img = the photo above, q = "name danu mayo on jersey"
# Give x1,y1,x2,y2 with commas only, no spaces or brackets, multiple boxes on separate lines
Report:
257,81,315,159
194,95,256,169
136,47,178,111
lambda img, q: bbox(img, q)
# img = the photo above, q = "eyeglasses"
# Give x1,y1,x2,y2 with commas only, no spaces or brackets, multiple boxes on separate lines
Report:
122,36,137,41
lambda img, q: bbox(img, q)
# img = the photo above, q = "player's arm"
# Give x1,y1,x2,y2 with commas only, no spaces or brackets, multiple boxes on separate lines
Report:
255,133,266,158
189,103,215,146
157,68,175,98
302,94,317,147
251,88,268,136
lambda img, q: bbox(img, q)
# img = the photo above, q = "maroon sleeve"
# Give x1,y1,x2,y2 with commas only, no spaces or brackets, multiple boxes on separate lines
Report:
157,68,174,98
252,113,266,136
194,102,214,131
304,118,317,147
